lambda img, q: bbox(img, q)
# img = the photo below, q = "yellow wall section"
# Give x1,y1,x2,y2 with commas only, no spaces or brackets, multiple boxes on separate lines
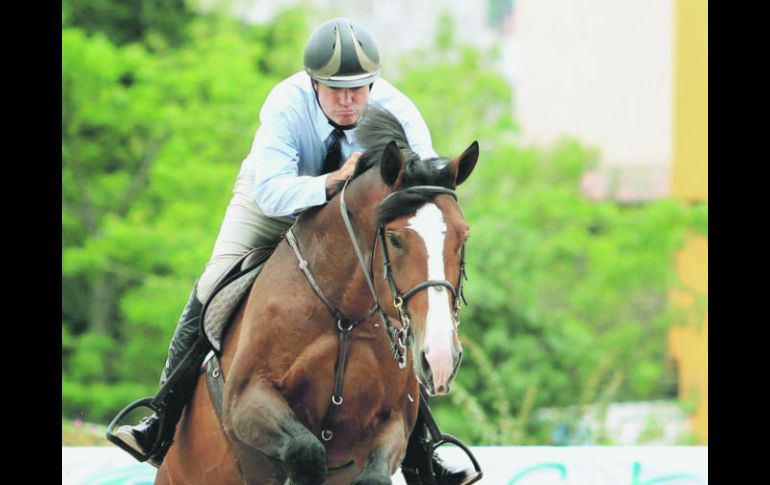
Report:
669,0,708,444
668,237,708,443
671,0,708,201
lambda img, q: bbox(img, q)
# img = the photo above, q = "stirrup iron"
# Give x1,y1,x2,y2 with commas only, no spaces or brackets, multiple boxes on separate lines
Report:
105,397,167,463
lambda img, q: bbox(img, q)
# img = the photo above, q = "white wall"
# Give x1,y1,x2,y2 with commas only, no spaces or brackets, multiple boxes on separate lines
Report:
63,446,708,484
230,0,500,65
512,0,674,200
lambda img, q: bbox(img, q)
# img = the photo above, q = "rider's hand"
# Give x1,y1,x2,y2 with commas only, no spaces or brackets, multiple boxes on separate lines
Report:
325,151,361,198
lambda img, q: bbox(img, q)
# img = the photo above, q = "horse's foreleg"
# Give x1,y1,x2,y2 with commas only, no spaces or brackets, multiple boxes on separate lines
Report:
224,377,327,485
153,463,170,485
351,411,410,485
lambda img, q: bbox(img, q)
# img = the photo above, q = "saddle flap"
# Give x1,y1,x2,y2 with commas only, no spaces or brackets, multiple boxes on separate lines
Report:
201,246,274,352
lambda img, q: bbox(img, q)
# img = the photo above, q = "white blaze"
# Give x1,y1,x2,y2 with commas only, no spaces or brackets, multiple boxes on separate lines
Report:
407,203,454,391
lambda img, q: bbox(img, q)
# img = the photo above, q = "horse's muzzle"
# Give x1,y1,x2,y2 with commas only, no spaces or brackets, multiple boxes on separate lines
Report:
416,347,463,396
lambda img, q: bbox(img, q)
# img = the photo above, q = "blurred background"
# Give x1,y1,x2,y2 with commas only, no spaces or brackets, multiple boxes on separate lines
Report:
62,0,707,447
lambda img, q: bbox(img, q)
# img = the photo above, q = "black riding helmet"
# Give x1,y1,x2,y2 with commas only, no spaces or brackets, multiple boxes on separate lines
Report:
304,18,381,88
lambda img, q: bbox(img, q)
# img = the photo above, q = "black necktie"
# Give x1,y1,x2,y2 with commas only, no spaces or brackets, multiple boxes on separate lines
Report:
321,129,344,175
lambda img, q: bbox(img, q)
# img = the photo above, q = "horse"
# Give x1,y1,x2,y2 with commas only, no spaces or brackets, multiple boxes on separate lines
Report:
155,106,479,485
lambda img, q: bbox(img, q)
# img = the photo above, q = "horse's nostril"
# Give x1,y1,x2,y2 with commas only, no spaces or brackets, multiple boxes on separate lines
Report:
419,350,432,383
420,350,430,371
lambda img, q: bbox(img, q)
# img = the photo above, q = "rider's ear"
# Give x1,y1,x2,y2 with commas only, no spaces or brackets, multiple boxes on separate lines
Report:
381,140,405,187
452,141,479,187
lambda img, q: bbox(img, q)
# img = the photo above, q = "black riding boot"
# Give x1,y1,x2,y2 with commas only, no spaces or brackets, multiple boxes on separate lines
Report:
401,397,481,485
112,283,205,467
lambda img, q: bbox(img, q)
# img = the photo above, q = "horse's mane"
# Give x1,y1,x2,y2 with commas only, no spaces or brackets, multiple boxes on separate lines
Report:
305,106,456,225
352,105,456,225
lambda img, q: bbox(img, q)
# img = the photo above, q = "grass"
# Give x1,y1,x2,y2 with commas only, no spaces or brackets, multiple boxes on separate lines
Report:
62,418,111,446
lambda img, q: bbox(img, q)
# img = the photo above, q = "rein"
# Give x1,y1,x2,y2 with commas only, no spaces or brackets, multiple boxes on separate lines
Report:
286,178,468,442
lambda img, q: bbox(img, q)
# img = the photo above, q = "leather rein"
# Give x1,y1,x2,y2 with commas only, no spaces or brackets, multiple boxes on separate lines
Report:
285,178,467,442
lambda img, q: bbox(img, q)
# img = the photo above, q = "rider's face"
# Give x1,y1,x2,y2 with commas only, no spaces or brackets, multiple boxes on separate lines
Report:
314,81,370,126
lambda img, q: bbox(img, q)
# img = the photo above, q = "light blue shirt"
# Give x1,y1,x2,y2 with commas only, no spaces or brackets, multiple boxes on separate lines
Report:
246,72,438,217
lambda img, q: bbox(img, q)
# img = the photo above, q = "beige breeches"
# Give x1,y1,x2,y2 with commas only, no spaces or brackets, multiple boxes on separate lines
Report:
196,163,293,302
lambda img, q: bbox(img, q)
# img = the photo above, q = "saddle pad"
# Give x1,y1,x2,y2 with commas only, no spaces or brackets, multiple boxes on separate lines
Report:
202,247,273,352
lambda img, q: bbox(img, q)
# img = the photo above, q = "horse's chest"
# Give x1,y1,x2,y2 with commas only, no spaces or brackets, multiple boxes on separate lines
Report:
278,333,409,426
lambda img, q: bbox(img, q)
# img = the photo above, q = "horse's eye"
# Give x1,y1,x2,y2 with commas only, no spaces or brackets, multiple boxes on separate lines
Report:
388,232,403,249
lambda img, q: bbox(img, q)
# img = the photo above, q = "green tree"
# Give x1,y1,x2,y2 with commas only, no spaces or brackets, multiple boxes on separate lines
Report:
62,27,167,337
62,10,312,421
63,0,194,50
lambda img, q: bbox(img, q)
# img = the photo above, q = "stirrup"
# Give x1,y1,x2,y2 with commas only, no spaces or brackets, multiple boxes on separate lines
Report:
106,397,167,464
431,433,483,485
416,388,483,484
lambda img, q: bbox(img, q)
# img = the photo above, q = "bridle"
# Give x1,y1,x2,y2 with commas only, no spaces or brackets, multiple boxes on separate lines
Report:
285,178,468,441
371,186,468,366
337,180,468,364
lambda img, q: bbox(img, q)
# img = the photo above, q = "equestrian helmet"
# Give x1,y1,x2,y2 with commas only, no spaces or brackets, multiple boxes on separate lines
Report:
303,18,381,88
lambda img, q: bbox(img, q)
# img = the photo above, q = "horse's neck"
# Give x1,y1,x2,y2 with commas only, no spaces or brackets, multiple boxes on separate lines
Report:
293,179,382,319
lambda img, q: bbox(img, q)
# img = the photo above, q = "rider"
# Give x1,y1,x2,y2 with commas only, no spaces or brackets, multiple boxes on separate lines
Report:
111,17,479,485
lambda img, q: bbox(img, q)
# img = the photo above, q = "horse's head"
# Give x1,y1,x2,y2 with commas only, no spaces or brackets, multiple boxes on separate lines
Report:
371,137,479,396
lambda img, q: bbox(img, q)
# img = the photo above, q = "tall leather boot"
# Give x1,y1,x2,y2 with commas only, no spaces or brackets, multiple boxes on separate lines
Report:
401,396,481,485
112,284,205,467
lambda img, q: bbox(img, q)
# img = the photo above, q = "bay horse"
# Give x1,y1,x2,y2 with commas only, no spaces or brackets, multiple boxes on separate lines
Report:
155,106,479,485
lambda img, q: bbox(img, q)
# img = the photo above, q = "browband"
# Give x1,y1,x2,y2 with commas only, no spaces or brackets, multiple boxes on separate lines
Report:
380,185,457,205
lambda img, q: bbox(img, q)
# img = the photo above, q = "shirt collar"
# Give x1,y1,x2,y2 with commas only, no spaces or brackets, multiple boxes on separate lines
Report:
310,87,353,144
312,100,331,139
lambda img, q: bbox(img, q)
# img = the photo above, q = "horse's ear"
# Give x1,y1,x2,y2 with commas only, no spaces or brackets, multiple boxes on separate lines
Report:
381,140,405,187
452,141,479,186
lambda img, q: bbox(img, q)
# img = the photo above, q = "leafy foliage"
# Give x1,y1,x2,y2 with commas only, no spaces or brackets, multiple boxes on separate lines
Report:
62,7,311,392
63,0,194,49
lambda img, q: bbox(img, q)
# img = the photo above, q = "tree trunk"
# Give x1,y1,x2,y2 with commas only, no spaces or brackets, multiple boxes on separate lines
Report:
88,273,115,335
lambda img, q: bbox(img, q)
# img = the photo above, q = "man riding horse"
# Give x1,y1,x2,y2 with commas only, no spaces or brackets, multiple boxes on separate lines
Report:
110,17,480,485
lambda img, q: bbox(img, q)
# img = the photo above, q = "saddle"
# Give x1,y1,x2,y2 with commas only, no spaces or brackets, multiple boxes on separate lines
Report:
200,245,275,353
